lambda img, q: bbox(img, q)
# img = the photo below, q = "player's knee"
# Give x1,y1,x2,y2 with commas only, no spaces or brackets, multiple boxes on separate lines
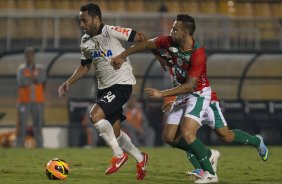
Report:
181,131,196,144
89,105,105,124
163,135,174,146
219,132,234,143
89,114,96,124
90,111,103,124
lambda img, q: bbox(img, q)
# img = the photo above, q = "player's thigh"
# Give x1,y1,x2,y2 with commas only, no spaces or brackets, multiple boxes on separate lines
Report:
163,124,180,144
166,104,186,125
181,117,200,142
90,103,106,123
165,104,186,141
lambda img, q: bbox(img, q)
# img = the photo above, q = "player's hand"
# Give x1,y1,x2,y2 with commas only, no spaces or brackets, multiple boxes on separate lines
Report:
144,88,163,99
161,101,174,112
58,82,69,97
111,55,125,70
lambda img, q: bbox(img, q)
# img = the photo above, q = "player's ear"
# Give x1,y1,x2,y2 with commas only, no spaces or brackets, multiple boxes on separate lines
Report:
184,29,190,37
93,16,100,23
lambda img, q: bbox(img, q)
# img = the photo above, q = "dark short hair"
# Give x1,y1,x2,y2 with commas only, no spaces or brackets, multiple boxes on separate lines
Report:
176,14,195,36
80,3,102,21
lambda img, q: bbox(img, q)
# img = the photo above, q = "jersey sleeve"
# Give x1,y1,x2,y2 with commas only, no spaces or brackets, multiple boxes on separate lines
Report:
108,25,136,42
188,48,207,79
154,36,173,49
80,35,92,66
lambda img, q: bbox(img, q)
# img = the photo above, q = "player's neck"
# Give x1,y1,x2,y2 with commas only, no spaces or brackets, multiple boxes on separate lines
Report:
92,23,103,37
179,37,193,52
89,23,102,37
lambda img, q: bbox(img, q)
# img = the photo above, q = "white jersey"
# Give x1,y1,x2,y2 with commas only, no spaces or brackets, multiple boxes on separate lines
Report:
80,24,136,89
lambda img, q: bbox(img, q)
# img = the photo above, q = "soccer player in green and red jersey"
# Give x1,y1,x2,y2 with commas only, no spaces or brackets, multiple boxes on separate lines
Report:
112,14,268,183
112,14,218,183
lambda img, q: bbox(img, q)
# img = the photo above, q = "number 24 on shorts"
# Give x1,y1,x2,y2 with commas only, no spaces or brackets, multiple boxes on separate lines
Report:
101,92,116,103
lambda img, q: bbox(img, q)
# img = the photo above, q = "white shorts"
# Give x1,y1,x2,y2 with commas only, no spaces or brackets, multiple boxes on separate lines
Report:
167,87,211,126
202,101,227,129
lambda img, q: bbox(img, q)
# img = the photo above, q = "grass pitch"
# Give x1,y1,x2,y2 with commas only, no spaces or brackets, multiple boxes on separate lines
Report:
0,146,281,184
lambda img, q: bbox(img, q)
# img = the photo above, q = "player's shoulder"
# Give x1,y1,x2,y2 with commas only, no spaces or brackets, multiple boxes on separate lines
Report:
193,39,203,49
102,24,116,33
106,24,129,31
104,24,114,30
157,35,173,41
155,35,175,48
192,40,206,53
106,24,133,38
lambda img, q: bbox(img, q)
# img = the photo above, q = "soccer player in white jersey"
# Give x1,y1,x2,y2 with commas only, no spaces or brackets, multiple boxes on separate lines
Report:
58,3,148,180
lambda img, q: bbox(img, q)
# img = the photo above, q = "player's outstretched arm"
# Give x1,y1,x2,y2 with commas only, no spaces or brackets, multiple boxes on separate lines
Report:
133,32,148,42
111,38,157,69
133,32,167,70
144,77,198,100
161,77,198,97
58,64,91,97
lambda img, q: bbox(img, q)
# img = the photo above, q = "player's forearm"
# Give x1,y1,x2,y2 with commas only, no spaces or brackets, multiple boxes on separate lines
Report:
66,65,89,85
161,78,197,97
120,40,156,59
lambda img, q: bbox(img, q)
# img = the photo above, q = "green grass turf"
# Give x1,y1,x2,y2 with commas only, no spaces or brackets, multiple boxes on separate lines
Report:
0,146,281,184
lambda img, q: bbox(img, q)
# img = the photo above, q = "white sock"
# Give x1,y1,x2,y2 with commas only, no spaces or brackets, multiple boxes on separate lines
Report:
117,131,143,162
94,119,123,157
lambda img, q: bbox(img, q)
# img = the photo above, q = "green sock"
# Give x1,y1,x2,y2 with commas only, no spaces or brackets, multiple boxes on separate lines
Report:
186,150,202,169
174,137,191,151
190,138,215,175
174,138,202,169
233,129,260,147
186,148,212,169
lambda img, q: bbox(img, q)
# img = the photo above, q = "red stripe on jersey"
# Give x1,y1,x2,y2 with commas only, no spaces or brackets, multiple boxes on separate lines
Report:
189,47,210,91
211,91,219,101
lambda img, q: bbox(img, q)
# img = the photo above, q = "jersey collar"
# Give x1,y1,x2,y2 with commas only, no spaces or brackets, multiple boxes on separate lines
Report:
97,23,104,35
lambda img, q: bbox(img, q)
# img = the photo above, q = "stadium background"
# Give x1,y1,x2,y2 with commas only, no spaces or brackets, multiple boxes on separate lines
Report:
0,0,282,147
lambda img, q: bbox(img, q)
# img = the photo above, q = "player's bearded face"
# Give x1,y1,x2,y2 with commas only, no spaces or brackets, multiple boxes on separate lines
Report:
170,21,185,43
79,11,97,35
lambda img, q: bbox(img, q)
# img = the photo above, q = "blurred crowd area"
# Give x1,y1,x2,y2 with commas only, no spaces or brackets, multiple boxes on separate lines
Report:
1,0,282,52
0,0,282,146
1,0,282,16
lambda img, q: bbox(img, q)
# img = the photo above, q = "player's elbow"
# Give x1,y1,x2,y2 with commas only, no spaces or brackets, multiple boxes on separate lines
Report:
182,83,196,93
183,78,198,92
77,65,89,77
